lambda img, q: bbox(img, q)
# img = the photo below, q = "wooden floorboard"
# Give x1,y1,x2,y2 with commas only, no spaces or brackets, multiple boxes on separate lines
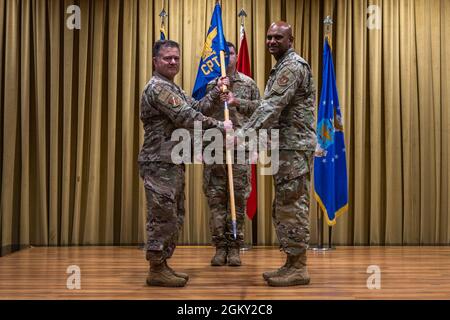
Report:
1,246,450,299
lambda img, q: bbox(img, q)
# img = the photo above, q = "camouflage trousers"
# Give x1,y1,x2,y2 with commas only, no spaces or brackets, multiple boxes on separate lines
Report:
272,150,313,255
203,163,252,248
140,162,185,262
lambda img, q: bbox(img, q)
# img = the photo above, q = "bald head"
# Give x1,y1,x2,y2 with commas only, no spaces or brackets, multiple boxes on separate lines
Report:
266,21,294,60
269,21,293,38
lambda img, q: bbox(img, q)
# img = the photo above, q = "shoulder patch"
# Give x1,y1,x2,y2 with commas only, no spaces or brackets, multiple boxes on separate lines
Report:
271,68,296,95
158,87,183,107
277,74,290,87
169,95,182,107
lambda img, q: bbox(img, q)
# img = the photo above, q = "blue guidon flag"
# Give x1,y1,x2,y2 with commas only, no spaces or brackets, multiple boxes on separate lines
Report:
192,2,229,99
314,37,348,226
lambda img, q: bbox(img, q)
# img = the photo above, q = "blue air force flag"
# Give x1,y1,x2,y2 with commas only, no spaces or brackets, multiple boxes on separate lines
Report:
192,3,229,99
314,37,348,226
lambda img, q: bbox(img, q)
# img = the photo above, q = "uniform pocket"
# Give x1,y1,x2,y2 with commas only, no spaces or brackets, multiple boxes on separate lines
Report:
143,164,184,201
276,150,312,182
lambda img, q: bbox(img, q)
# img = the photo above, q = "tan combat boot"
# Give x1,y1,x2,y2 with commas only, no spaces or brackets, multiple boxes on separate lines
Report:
146,259,187,287
211,247,227,266
227,246,241,266
146,251,189,281
262,255,290,281
164,260,189,281
266,254,310,287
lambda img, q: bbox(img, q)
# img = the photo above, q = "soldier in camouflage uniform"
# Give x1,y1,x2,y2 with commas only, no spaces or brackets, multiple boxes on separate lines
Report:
138,40,232,287
200,42,261,267
228,22,317,286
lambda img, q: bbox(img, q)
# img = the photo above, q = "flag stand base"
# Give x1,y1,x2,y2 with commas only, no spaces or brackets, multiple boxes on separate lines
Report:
310,211,336,252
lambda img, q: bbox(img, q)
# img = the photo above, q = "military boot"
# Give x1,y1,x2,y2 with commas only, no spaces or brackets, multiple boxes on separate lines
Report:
146,259,187,287
267,254,310,287
262,255,290,281
145,251,189,280
211,247,227,266
164,260,189,281
227,246,241,266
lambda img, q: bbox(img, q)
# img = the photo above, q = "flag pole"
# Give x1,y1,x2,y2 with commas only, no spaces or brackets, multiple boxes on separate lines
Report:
324,15,333,48
220,52,237,242
159,1,168,40
218,1,238,240
310,15,335,252
238,8,247,27
324,15,336,250
310,208,326,251
328,225,333,249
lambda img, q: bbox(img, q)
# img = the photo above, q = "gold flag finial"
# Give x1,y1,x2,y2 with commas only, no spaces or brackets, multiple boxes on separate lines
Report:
324,16,333,48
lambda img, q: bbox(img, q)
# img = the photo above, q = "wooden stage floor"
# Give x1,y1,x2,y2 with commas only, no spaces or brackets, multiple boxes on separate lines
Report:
1,246,449,300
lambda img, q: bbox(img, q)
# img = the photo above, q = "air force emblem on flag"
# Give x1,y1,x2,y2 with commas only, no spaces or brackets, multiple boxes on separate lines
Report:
201,27,218,60
316,118,334,155
192,3,229,100
199,27,221,76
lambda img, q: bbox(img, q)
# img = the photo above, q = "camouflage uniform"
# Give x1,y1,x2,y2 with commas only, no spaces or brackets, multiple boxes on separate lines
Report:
239,48,316,256
138,72,224,263
200,72,261,249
